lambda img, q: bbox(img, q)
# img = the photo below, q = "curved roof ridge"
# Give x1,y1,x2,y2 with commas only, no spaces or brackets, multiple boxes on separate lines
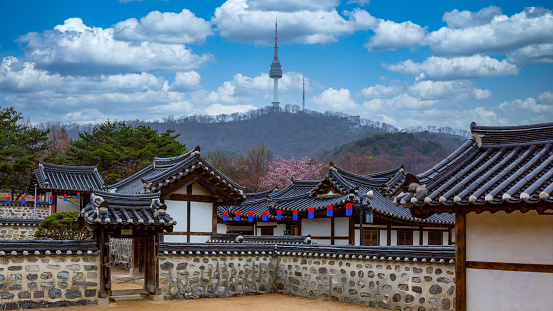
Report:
93,190,159,202
39,162,98,173
244,187,277,198
471,121,553,148
153,147,196,168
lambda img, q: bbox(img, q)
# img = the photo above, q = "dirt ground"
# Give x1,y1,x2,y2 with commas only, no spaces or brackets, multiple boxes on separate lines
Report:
44,268,386,311
38,294,387,311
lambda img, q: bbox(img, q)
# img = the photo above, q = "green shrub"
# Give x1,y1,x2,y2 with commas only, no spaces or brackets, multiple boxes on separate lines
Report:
34,211,91,240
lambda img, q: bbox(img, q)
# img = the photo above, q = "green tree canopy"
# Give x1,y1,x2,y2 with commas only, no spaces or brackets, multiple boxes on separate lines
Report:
67,121,186,184
0,106,48,198
34,211,91,240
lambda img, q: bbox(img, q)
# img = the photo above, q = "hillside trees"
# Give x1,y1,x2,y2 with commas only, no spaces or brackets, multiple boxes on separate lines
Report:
0,107,48,198
67,121,186,184
43,123,72,165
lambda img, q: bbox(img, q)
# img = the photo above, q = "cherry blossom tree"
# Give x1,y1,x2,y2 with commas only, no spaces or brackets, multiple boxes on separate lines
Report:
260,156,324,190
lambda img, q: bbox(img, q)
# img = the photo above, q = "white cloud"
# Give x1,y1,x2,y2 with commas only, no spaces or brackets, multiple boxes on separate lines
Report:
360,84,404,98
212,0,375,44
114,9,213,44
312,87,359,110
408,80,491,101
499,91,553,117
384,55,519,81
426,7,553,56
347,0,370,6
247,0,339,12
442,6,502,29
364,20,426,51
18,18,213,75
205,103,257,115
171,71,201,92
506,43,553,65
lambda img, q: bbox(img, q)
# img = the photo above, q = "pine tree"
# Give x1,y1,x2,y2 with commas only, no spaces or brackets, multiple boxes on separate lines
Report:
0,107,48,198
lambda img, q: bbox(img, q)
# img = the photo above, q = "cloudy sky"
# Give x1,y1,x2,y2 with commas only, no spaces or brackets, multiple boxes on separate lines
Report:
1,0,552,129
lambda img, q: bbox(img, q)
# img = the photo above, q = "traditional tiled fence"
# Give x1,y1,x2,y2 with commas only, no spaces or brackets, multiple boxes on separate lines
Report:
0,241,100,310
0,203,50,220
159,243,456,311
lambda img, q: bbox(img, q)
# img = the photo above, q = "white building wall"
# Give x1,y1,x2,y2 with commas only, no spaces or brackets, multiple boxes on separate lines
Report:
217,223,227,234
466,211,553,264
301,218,331,237
189,201,213,232
275,224,286,236
190,235,210,243
163,235,187,243
379,230,387,246
390,230,397,246
467,269,553,311
165,200,187,232
442,231,449,245
354,229,359,246
422,231,428,245
334,217,349,237
413,231,420,246
334,239,349,245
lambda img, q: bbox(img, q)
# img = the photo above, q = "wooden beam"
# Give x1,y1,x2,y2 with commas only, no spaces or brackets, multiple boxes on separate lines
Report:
419,226,423,246
387,224,391,246
166,193,218,203
165,231,213,236
466,261,553,273
455,212,467,311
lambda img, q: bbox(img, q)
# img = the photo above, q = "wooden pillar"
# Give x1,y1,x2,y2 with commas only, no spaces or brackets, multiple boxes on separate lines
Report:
330,217,335,245
131,238,140,271
455,213,467,311
348,216,354,245
419,226,423,245
186,185,192,243
212,202,218,235
387,224,391,246
52,194,57,214
359,207,364,246
98,228,111,298
144,233,158,294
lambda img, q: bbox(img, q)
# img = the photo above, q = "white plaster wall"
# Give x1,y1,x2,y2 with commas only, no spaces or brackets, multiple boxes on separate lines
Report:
163,234,187,243
275,224,286,236
443,231,449,245
256,228,261,235
165,200,187,231
413,231,420,246
334,239,350,245
422,231,428,245
390,230,397,246
189,201,213,232
467,211,553,264
190,235,210,243
467,268,553,311
217,223,227,234
192,183,212,196
312,238,330,245
451,228,455,243
334,217,349,237
301,218,331,236
354,229,359,245
379,230,387,246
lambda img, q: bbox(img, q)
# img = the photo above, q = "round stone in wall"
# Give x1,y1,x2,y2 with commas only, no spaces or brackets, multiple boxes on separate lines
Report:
429,284,442,295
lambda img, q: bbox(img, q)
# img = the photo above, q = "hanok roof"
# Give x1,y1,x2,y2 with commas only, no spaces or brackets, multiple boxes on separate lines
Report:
80,191,174,230
395,122,553,217
220,165,453,225
108,146,246,205
30,162,105,194
208,233,311,244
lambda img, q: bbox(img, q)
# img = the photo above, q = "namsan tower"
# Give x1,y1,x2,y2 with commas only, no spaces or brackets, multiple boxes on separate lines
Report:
269,20,282,108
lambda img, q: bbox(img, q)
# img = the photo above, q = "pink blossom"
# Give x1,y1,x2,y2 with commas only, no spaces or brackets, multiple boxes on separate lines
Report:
260,156,324,190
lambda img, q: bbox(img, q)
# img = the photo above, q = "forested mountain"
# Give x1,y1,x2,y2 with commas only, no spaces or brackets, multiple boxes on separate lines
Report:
39,106,468,161
319,132,465,174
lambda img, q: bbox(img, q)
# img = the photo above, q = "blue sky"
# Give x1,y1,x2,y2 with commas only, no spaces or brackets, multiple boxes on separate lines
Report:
1,0,552,129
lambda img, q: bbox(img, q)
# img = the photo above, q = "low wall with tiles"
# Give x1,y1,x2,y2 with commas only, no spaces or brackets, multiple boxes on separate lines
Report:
0,241,100,310
159,244,455,311
0,225,38,240
0,204,50,220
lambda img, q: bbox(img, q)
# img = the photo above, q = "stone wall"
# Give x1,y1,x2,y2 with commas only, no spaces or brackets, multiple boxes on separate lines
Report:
274,256,455,311
0,241,100,310
109,238,132,268
0,226,38,240
158,244,455,311
0,205,50,219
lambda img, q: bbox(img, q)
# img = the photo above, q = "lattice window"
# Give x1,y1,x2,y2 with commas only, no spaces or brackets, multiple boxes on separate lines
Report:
396,230,413,245
363,229,380,246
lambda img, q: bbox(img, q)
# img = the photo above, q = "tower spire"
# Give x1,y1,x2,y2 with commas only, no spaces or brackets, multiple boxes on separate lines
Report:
274,20,278,61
